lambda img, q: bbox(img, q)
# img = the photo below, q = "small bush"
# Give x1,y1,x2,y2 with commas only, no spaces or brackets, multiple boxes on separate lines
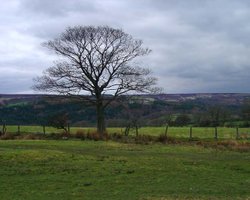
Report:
75,130,86,140
157,135,183,144
231,145,250,152
53,131,71,140
47,133,62,140
195,139,250,152
217,140,238,147
158,134,168,144
110,132,123,140
135,135,154,144
239,133,250,139
85,131,109,141
87,131,100,141
22,134,42,140
0,133,15,140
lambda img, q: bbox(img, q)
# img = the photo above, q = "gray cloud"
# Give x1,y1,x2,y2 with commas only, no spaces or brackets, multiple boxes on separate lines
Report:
0,0,250,94
19,0,97,17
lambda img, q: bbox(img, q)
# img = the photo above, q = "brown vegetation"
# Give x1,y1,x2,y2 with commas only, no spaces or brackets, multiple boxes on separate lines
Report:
0,131,249,152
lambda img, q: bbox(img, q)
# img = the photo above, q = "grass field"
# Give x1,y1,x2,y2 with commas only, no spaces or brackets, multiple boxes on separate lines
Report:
3,125,250,139
0,140,249,200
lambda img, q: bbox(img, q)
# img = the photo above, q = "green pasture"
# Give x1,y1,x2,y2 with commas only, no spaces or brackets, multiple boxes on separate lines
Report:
0,140,249,200
3,125,250,139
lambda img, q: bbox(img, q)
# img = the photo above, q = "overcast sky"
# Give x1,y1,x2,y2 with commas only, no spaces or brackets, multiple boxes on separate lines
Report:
1,0,250,94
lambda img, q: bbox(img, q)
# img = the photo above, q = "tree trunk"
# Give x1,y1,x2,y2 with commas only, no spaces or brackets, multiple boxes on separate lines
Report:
96,100,106,135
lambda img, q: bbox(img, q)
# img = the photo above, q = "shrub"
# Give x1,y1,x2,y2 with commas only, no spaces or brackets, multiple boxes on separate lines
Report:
110,132,123,140
0,133,15,140
22,134,42,140
195,139,250,152
75,130,86,140
239,133,250,139
217,140,238,147
47,133,62,140
135,134,154,144
158,134,168,144
86,131,109,141
231,145,250,152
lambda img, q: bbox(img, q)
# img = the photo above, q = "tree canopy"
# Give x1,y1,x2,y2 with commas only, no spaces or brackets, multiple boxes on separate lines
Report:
33,26,158,134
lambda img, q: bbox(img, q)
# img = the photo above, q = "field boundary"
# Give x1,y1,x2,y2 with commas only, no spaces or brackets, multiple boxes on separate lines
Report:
1,124,250,141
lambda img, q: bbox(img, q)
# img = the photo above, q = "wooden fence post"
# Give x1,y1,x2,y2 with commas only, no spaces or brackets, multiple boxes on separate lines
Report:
43,125,46,135
236,127,239,140
2,123,6,135
164,123,169,137
17,125,20,134
135,125,139,137
189,126,192,139
67,123,70,134
214,127,218,140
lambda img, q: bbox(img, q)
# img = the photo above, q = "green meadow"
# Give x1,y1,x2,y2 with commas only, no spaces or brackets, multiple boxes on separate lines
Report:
0,140,249,200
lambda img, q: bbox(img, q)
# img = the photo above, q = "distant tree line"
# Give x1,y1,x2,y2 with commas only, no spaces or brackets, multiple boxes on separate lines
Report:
1,97,250,128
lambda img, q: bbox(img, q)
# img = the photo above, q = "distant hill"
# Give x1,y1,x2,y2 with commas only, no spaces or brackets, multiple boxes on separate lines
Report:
1,93,249,105
0,93,249,127
144,93,249,104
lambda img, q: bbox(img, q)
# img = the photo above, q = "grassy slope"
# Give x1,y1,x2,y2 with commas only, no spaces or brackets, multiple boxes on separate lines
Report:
0,140,249,200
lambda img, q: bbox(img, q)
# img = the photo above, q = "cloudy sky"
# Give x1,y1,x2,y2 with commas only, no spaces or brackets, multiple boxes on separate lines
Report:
1,0,250,94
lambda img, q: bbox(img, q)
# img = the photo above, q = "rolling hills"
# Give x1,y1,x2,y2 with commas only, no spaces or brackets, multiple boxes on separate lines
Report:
0,93,249,127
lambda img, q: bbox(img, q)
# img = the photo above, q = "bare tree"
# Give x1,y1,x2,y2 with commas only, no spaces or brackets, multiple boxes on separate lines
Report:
33,26,158,135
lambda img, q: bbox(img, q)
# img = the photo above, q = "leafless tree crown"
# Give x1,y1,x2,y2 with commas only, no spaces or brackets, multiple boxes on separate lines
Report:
34,26,158,105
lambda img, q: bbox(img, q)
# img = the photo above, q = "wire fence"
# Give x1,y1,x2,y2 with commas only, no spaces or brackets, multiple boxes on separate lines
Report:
1,124,250,140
